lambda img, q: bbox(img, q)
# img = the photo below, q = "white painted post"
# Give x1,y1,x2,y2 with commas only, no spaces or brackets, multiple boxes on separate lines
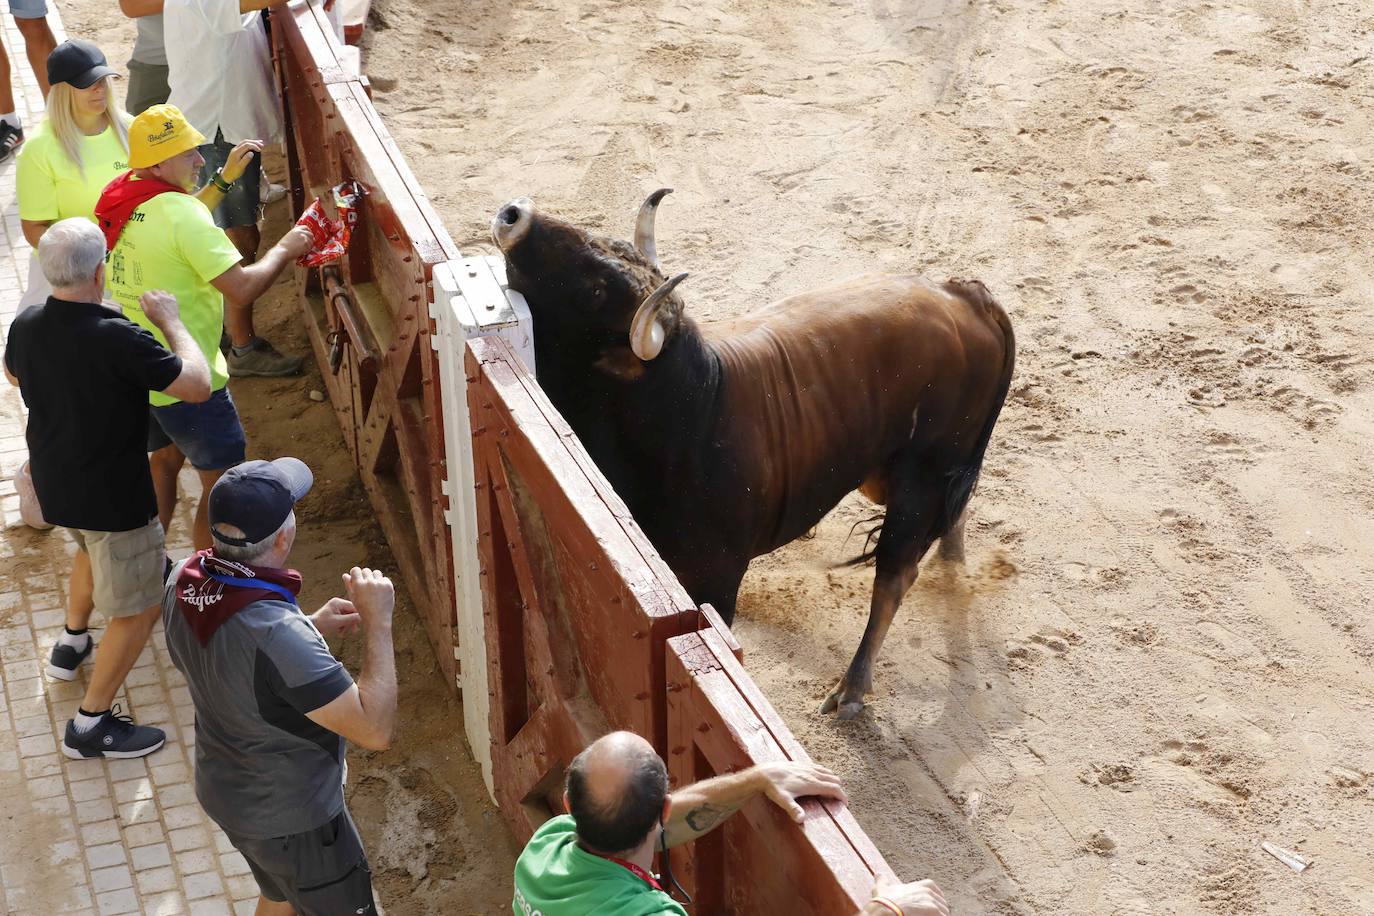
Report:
430,255,533,801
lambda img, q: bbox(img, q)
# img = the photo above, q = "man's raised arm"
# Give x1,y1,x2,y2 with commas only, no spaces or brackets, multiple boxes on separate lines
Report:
662,760,845,848
305,567,397,751
662,761,948,915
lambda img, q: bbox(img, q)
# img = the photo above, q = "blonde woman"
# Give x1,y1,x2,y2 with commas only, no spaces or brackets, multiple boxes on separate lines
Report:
16,40,130,309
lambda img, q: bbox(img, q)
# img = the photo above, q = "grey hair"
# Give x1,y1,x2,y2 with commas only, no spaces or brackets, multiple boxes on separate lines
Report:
37,218,107,289
211,512,296,565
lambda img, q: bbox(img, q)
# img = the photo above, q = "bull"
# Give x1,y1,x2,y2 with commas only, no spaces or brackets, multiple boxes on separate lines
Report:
491,190,1015,719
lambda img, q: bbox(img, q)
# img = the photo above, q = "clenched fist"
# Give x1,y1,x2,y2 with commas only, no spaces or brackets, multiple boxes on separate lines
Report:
139,289,181,330
342,567,394,630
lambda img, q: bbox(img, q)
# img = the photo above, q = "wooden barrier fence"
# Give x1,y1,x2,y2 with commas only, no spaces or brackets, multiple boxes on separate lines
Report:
273,2,461,687
275,4,899,910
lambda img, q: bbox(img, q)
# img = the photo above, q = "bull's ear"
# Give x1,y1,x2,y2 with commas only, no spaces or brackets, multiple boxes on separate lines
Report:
629,272,688,361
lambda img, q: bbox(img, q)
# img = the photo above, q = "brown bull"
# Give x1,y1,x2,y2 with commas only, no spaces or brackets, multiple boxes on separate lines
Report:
492,190,1015,718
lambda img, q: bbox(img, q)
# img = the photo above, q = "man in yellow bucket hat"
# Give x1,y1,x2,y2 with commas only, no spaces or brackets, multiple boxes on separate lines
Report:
96,103,314,551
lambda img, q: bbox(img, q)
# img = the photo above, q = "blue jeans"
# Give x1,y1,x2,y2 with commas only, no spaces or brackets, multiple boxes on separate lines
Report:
6,0,48,19
147,387,247,471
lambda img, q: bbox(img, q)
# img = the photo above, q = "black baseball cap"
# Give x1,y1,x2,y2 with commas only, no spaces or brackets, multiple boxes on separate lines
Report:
47,40,117,90
208,458,314,546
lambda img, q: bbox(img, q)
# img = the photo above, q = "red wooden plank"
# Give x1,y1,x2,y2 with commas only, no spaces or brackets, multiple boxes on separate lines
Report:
273,0,354,86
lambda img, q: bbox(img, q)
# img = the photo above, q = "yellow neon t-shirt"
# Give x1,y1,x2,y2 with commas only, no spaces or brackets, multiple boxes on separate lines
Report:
106,189,243,406
16,120,130,223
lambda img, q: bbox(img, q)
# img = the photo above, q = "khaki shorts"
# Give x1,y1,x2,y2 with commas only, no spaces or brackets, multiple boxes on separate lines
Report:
125,59,170,116
68,520,166,619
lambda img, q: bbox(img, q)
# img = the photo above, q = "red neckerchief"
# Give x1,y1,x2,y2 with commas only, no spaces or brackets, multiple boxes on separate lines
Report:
174,549,304,647
94,171,186,251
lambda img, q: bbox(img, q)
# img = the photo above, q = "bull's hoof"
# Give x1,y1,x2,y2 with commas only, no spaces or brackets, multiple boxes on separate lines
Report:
819,681,868,720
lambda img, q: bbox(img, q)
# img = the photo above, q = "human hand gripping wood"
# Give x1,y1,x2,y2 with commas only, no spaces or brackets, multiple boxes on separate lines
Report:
863,877,948,916
755,760,847,823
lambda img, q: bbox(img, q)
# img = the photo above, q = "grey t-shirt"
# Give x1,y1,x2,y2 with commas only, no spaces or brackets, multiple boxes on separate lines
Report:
162,572,354,839
132,14,167,66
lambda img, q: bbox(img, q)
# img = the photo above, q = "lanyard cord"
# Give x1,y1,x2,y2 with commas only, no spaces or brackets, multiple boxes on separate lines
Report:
199,557,298,605
601,855,664,893
584,828,693,906
659,820,693,906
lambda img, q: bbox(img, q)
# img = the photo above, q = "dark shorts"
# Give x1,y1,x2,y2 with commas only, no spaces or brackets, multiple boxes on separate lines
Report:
125,59,170,115
147,387,247,471
199,129,263,229
225,808,378,916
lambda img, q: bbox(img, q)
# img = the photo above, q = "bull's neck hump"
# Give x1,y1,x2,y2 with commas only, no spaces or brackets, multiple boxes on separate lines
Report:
627,323,723,438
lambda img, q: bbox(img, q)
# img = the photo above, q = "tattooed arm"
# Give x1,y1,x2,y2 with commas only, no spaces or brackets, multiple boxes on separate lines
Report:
662,760,847,848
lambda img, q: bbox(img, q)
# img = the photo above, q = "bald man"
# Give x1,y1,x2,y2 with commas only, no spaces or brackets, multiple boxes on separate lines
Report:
512,731,948,916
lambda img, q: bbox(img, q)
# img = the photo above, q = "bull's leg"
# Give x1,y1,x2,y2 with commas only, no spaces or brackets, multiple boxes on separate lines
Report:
937,505,969,564
821,476,945,720
691,561,749,627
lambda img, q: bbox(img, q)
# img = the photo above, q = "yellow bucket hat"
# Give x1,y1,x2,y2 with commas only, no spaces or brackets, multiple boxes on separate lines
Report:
128,104,206,169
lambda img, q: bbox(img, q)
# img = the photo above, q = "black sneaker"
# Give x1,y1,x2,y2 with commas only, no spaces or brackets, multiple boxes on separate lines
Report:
46,636,94,681
62,705,166,760
226,336,304,377
0,122,23,163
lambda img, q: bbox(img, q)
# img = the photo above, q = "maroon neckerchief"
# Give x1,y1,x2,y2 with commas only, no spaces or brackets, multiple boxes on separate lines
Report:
94,171,186,251
174,549,304,647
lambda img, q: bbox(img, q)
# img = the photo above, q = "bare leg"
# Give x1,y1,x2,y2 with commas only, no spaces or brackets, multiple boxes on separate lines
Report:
14,17,56,99
192,467,231,550
253,896,294,916
149,444,187,536
223,225,261,348
0,42,13,114
65,549,95,631
80,603,159,712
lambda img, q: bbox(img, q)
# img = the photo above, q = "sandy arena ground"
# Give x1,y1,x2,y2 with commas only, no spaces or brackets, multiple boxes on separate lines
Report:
65,0,1374,913
360,0,1374,912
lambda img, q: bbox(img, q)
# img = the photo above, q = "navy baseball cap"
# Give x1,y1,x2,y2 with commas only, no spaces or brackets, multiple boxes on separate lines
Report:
208,458,313,546
47,40,117,90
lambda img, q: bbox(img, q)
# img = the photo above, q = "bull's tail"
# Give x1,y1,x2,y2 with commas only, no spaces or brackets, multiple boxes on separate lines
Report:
839,281,1015,568
940,280,1016,534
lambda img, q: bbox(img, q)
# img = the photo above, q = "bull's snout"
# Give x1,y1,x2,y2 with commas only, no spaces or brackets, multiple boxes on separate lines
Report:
491,197,534,251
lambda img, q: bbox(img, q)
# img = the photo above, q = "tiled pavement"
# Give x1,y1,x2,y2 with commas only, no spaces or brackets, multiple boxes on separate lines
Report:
0,13,263,916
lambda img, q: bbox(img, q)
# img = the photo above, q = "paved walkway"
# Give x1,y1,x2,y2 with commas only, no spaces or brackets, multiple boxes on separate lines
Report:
0,13,262,916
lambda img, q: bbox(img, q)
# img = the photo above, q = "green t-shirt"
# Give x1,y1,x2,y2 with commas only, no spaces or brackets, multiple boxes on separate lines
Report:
107,190,242,405
512,816,687,916
16,120,130,223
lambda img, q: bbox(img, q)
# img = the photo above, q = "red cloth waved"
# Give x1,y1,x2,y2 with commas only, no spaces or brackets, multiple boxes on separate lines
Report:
94,171,186,251
173,549,304,647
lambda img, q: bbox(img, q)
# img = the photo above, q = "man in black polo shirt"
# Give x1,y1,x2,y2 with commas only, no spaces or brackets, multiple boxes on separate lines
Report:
3,217,210,759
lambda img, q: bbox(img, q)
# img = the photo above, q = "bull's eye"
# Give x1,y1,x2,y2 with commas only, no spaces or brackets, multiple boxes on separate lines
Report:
498,205,520,226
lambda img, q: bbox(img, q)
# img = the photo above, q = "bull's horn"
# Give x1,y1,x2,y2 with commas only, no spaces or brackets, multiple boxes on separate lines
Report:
634,188,673,271
629,272,688,361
